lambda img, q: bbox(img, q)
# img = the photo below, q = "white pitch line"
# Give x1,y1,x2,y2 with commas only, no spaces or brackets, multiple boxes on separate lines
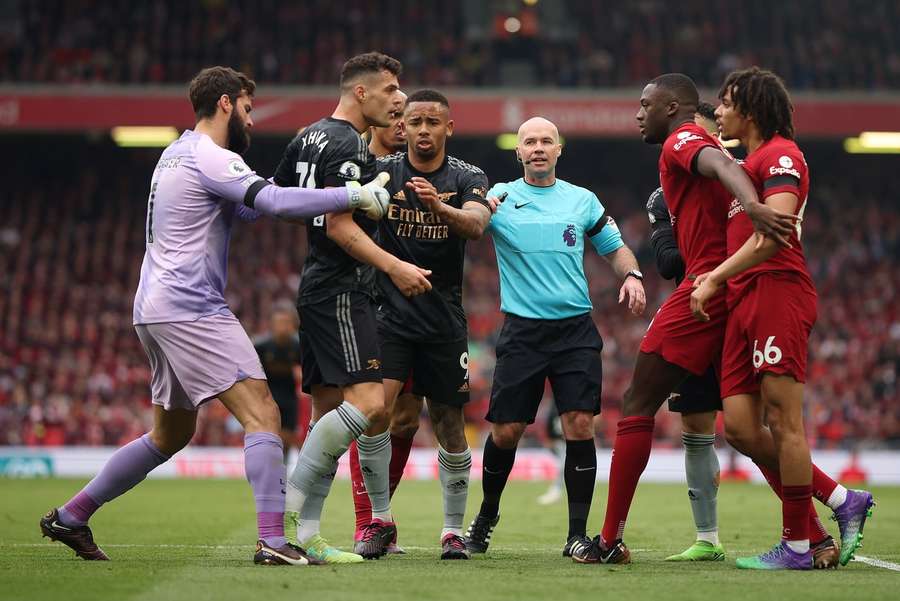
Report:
853,555,900,572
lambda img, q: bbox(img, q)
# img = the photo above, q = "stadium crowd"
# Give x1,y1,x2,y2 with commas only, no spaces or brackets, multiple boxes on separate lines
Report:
2,0,899,90
0,141,896,449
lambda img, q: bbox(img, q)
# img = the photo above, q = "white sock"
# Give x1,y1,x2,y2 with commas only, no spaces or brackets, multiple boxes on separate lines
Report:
826,485,848,510
438,446,471,539
785,539,810,553
357,431,392,522
696,530,720,546
297,519,320,543
285,482,306,514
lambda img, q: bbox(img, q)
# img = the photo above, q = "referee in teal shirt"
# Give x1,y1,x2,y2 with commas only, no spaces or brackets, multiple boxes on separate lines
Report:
465,117,646,558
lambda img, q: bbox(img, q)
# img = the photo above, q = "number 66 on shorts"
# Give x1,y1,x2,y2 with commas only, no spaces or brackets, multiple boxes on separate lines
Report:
719,274,818,398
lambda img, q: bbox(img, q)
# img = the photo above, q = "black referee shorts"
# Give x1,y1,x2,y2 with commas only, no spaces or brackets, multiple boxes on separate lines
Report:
667,366,722,414
297,292,382,393
487,312,603,425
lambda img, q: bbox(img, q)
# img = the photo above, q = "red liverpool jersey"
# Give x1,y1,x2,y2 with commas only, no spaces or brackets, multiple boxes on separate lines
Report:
658,122,732,277
726,134,814,305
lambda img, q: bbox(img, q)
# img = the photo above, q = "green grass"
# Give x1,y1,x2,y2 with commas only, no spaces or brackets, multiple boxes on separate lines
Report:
1,478,897,601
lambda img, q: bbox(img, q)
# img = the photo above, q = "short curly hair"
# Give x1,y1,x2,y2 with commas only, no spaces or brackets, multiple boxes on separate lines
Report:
718,67,794,140
340,52,402,89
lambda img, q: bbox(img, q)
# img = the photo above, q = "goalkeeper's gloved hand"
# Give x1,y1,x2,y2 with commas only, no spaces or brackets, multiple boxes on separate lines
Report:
347,172,391,220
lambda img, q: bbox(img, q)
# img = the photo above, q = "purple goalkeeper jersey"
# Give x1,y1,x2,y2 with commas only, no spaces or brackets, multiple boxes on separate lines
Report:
134,129,346,325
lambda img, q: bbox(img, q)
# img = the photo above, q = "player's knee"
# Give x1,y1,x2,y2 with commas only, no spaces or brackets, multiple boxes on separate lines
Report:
491,423,524,449
561,411,594,439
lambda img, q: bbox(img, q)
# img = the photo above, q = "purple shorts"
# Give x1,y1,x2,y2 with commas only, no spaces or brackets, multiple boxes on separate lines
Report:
135,313,266,411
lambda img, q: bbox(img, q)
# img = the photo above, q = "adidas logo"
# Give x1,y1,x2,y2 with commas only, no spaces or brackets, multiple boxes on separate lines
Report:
362,466,374,476
447,479,468,491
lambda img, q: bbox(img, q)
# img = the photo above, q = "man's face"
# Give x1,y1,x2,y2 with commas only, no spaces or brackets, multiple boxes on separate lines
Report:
404,101,452,161
360,70,402,128
714,88,748,141
372,107,407,153
516,121,561,178
636,83,671,145
227,92,253,154
270,311,295,340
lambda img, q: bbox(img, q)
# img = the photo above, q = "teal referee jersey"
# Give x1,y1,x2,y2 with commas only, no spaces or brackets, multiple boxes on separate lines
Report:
486,178,624,320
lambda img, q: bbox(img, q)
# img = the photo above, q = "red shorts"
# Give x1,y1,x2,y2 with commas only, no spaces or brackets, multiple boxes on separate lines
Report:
640,280,727,376
720,274,817,398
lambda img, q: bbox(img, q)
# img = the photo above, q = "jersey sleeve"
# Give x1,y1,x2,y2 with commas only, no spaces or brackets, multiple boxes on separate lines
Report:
321,134,367,187
273,137,300,187
662,127,720,175
585,192,624,255
195,141,266,205
459,169,491,210
483,182,509,233
757,147,805,200
645,187,685,280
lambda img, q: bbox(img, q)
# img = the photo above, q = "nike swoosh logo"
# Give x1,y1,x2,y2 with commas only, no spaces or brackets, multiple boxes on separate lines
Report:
483,467,504,475
50,520,72,531
514,202,531,209
574,466,596,472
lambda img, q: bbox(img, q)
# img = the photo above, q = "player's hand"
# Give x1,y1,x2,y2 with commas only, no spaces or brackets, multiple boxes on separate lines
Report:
387,259,432,297
690,272,721,322
745,202,799,249
485,195,503,214
347,172,391,220
619,277,646,316
406,177,441,212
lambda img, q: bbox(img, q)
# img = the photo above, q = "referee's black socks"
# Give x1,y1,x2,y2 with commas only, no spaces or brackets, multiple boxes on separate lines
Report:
479,434,517,519
564,438,597,539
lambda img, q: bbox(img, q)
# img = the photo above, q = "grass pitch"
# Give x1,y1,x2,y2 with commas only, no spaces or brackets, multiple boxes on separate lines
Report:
2,478,897,601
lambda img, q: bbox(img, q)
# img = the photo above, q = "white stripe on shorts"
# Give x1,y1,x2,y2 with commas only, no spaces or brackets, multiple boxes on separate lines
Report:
336,293,360,372
342,293,361,372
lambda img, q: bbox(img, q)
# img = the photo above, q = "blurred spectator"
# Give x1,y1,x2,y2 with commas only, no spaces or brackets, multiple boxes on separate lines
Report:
1,1,898,90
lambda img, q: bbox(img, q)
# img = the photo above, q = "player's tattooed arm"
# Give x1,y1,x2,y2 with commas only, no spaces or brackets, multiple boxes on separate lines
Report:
405,177,491,239
326,211,433,297
694,147,797,248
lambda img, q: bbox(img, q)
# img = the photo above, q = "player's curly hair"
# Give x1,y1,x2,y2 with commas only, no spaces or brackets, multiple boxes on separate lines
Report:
189,66,255,120
718,67,794,141
340,52,402,89
696,102,717,123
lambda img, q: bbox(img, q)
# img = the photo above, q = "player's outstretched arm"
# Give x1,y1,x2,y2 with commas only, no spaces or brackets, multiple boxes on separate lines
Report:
325,211,432,297
694,147,797,247
405,177,492,240
690,191,800,321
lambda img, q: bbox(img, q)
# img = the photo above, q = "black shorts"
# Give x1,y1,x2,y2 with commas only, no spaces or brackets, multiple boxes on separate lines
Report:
379,330,469,407
297,292,382,394
487,313,603,425
667,366,722,414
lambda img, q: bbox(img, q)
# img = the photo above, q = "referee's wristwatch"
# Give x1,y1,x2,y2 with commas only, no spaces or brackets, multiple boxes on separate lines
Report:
625,269,644,282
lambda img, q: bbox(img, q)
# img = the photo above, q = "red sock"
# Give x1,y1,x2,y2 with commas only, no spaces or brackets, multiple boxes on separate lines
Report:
782,484,812,542
388,434,414,498
349,441,372,533
812,464,838,505
755,462,826,543
600,416,654,545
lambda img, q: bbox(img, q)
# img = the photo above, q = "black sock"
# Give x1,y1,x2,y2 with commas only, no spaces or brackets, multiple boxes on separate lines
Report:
479,434,517,519
564,438,596,539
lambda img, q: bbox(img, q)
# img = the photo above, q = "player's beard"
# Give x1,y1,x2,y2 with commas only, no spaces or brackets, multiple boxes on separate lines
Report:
227,111,251,155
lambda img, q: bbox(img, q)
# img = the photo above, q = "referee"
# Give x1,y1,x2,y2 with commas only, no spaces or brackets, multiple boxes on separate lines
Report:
464,117,646,558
